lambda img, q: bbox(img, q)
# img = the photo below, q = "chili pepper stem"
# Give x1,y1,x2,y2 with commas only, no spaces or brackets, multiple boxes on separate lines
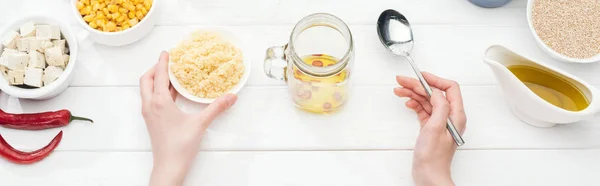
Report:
70,115,94,123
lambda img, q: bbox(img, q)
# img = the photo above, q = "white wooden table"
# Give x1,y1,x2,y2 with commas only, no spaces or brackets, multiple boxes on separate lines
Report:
1,0,600,185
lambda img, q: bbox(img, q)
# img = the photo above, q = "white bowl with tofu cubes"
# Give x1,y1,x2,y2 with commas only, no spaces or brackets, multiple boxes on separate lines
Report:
0,16,77,100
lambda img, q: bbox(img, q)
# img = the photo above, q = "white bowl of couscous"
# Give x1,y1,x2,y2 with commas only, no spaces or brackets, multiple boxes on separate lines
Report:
70,0,159,46
168,28,251,104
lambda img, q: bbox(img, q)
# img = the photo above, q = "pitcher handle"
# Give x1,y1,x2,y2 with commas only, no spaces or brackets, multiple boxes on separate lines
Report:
264,45,288,81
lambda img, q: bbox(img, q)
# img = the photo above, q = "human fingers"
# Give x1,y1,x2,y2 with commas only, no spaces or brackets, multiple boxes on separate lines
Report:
422,72,466,132
197,94,238,128
424,89,450,132
395,87,432,114
153,51,171,96
169,85,178,102
396,75,429,97
405,100,430,127
140,64,157,106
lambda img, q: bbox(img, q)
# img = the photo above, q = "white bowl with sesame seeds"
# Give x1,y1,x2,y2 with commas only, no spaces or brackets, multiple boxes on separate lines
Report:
527,0,600,63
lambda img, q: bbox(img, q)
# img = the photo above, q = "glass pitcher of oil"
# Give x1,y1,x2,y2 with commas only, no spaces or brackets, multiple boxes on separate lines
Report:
264,13,354,113
484,45,600,127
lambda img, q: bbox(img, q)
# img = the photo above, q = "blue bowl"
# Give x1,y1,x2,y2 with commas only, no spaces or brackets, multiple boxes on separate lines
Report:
468,0,512,8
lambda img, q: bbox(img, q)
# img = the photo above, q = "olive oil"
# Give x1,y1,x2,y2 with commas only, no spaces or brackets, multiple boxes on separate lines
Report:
508,65,589,111
290,54,348,113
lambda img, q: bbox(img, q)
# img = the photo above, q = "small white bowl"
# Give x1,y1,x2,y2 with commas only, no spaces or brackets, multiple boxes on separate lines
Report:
69,0,160,46
0,16,78,100
168,28,251,104
527,0,600,63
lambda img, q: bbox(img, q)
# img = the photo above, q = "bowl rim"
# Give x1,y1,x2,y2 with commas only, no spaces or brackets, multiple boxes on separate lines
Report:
0,15,77,98
526,0,600,63
167,28,251,104
69,0,158,36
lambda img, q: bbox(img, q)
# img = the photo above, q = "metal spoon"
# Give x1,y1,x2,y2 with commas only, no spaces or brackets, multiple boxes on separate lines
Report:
377,9,465,146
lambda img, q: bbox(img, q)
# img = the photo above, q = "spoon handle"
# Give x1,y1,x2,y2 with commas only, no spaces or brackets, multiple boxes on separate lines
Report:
404,55,465,147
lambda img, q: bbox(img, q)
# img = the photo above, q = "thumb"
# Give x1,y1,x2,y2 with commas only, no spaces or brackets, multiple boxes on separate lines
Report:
199,94,238,124
425,89,450,131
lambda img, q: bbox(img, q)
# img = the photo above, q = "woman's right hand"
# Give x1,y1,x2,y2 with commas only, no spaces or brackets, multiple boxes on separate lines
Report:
394,72,467,186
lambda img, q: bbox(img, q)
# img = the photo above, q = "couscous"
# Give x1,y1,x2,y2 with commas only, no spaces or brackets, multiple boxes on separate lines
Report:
169,30,244,99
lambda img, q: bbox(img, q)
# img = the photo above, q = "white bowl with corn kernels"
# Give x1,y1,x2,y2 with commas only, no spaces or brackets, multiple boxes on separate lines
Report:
69,0,160,46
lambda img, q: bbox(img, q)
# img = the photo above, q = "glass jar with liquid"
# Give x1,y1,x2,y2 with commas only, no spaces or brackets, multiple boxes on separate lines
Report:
264,13,354,113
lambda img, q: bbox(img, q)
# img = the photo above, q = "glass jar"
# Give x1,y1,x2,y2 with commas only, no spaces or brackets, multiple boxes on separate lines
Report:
264,13,354,113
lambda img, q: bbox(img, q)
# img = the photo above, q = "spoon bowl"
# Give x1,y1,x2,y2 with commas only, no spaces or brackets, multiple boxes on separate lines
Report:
377,9,414,55
376,9,465,146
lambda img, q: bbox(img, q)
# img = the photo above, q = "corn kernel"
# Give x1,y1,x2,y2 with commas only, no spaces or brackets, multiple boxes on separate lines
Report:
83,6,93,14
112,12,120,20
103,8,110,15
82,0,90,5
99,0,104,3
135,11,143,19
136,4,143,10
115,27,123,32
99,3,106,9
83,15,95,22
76,2,85,10
108,4,118,12
128,11,135,19
135,0,142,3
129,17,139,26
144,0,151,10
89,22,98,29
117,15,126,23
125,3,136,11
96,19,105,26
96,13,105,19
123,25,131,29
119,8,129,13
106,13,112,19
141,7,147,15
92,3,100,11
106,21,116,31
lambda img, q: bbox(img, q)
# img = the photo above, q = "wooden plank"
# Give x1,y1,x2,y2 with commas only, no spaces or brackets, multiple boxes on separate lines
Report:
0,0,528,26
64,25,600,87
0,149,598,186
1,86,599,151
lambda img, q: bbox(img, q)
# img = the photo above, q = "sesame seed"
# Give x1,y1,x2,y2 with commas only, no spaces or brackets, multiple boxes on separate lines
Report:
532,0,600,59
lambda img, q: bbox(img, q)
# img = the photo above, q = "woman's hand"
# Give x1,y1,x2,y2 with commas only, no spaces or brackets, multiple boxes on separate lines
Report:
140,52,238,186
394,72,467,186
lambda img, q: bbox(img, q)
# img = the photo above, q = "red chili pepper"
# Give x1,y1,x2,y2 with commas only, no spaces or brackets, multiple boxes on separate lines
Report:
0,131,63,164
0,109,93,130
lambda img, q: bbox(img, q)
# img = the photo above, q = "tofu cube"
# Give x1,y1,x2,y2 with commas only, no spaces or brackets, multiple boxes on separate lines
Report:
1,48,18,57
43,66,63,86
7,70,24,85
2,31,20,49
35,25,61,40
0,52,28,71
20,22,36,37
29,50,46,69
0,66,8,77
52,40,66,54
29,38,49,52
24,67,43,87
45,47,64,67
37,40,54,53
63,54,70,66
16,37,34,52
